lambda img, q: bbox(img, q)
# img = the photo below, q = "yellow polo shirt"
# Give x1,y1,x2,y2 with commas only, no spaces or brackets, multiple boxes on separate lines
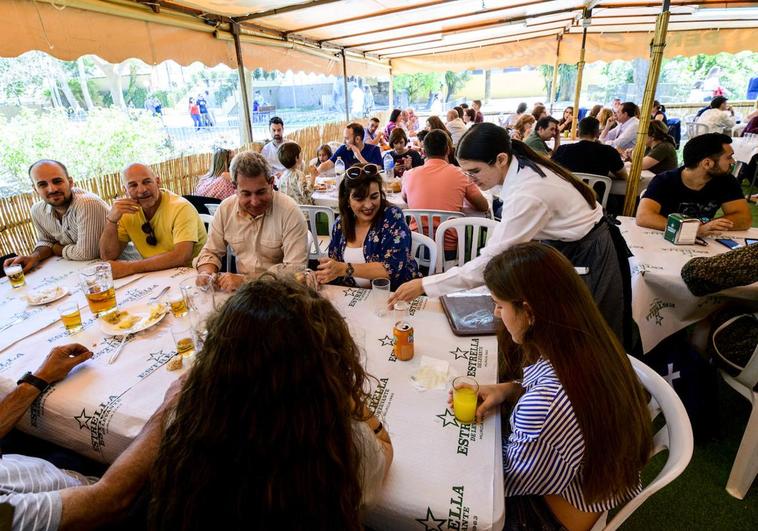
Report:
117,189,207,261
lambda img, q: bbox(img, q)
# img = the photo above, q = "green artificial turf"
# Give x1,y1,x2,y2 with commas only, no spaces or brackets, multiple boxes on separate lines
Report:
621,377,757,530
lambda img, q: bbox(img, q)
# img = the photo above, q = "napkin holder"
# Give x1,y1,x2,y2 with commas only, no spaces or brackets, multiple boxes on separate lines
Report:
664,213,699,245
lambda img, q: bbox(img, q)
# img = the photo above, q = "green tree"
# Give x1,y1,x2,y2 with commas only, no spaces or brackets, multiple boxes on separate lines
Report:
444,71,470,102
393,73,441,104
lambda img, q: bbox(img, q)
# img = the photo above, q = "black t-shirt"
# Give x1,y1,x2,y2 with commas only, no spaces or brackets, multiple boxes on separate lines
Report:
552,140,624,177
390,149,424,178
644,167,744,219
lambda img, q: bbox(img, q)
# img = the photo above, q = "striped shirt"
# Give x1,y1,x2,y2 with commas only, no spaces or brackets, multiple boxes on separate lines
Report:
504,358,641,512
0,454,87,531
30,187,108,260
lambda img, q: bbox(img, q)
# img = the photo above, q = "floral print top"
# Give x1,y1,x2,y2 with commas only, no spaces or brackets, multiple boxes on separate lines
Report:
278,169,314,205
328,205,420,290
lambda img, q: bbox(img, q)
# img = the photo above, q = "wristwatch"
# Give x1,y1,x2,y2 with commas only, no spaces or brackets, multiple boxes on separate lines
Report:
345,263,354,279
17,372,50,393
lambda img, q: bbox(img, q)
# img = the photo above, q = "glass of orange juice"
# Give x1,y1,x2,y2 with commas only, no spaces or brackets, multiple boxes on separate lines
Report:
452,376,479,424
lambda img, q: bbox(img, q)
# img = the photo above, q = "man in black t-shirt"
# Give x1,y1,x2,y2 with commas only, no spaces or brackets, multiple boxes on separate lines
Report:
636,133,751,236
552,117,628,179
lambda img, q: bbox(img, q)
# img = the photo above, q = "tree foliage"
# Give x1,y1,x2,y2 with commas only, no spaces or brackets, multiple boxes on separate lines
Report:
393,73,441,104
0,108,170,196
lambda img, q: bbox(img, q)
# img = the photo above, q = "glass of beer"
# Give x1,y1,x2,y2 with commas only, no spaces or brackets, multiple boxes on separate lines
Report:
79,263,117,318
171,321,196,358
58,302,83,334
168,291,189,318
4,264,26,288
452,376,479,424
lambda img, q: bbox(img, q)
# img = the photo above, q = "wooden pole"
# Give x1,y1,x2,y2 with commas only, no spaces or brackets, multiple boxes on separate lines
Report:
341,50,350,122
548,34,562,115
570,25,587,140
623,1,671,215
231,22,253,144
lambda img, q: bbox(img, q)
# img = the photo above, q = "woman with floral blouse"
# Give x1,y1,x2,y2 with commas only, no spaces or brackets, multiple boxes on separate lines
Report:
316,164,420,290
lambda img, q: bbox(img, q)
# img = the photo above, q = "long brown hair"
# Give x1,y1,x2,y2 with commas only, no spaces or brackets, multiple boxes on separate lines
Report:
149,278,371,530
456,123,597,209
204,148,232,179
338,164,387,242
426,115,447,132
483,243,652,504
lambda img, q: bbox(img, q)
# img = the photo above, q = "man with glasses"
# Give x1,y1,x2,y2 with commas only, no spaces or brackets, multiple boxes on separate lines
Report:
195,151,308,292
312,122,383,175
600,101,640,151
636,133,751,236
99,163,207,279
3,159,109,273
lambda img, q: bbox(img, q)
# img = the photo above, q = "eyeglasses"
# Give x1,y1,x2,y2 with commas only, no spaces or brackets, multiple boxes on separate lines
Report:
345,164,380,180
141,221,158,246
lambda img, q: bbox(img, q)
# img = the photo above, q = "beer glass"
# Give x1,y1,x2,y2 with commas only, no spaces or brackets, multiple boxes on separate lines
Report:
79,263,117,317
168,290,189,318
58,302,83,334
171,321,196,358
4,264,26,288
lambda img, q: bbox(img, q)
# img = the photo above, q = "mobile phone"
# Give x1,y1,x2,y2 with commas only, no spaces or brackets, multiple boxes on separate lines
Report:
715,238,742,250
746,238,758,246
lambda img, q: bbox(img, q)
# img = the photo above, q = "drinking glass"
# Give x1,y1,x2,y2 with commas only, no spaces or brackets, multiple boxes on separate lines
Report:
393,300,410,324
181,274,216,349
371,278,391,317
171,321,196,358
4,264,26,288
168,290,189,318
452,376,479,424
79,262,117,317
58,302,83,334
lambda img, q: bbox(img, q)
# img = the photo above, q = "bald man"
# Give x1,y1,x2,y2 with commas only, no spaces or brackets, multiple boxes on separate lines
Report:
3,160,108,273
99,163,207,279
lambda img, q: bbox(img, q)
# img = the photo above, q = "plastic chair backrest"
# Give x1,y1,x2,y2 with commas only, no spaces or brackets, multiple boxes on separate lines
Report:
411,232,437,276
404,209,463,240
686,121,709,139
712,313,758,390
300,205,335,259
434,217,498,271
574,173,612,210
327,141,342,153
199,213,214,229
595,357,694,531
205,203,220,216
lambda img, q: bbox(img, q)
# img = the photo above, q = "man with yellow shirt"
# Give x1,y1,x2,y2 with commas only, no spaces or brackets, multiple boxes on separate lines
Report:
99,163,207,279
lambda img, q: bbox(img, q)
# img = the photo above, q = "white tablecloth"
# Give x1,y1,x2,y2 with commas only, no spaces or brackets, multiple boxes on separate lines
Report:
612,162,656,196
731,137,758,165
0,263,505,530
618,217,758,353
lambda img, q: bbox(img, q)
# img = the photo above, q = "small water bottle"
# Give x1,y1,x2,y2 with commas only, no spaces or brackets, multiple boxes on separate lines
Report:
383,152,395,180
334,157,345,187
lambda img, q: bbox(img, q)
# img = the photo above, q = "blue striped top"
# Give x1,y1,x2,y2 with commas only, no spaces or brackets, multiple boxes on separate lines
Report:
503,358,641,512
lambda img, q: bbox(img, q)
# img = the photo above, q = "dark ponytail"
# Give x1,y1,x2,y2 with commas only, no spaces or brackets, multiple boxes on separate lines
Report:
456,123,596,209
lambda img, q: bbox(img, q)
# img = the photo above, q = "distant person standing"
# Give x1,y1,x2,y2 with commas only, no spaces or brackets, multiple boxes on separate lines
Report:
261,116,287,178
363,85,375,116
188,97,201,130
351,84,365,118
196,94,213,127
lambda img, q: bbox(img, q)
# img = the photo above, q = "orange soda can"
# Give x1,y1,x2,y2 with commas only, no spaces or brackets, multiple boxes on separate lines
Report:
393,321,414,361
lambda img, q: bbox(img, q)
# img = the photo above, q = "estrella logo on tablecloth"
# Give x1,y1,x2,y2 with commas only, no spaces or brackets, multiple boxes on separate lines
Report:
416,507,446,531
367,377,394,418
646,297,675,326
449,338,485,377
342,287,369,307
74,408,93,430
377,334,397,362
435,408,482,457
415,486,477,531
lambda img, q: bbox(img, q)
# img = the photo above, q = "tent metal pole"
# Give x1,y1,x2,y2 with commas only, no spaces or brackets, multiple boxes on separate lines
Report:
341,50,350,122
388,66,394,111
548,34,562,115
231,22,253,144
570,25,587,141
623,0,671,215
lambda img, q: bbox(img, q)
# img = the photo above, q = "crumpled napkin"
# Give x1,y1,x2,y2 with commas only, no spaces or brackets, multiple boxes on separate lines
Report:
410,356,450,391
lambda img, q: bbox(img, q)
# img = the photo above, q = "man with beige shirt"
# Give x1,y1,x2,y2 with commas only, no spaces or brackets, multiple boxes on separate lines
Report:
196,151,308,292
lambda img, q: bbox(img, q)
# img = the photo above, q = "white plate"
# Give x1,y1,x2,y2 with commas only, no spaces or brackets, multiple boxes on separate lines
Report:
25,286,69,306
99,302,168,336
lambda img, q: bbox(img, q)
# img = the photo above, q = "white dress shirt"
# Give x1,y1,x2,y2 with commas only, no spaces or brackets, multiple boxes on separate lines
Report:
696,109,736,134
261,140,286,175
603,116,639,150
423,160,603,298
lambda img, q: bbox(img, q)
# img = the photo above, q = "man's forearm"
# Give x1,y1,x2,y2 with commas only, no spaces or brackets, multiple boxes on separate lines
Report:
721,211,752,230
0,384,40,439
126,247,194,275
99,223,123,260
636,212,667,230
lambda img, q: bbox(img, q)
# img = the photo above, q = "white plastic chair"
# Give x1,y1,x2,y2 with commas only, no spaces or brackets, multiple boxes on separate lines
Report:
711,313,758,499
300,205,335,260
199,213,214,229
199,214,236,273
403,209,463,240
205,203,220,216
591,356,694,530
686,121,709,139
434,217,498,272
575,173,612,210
327,141,342,153
411,232,437,276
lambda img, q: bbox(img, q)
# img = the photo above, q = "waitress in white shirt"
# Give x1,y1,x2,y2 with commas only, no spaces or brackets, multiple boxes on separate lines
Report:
391,123,629,344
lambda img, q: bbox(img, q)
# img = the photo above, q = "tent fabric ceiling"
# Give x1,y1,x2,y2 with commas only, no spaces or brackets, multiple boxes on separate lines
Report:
2,0,757,76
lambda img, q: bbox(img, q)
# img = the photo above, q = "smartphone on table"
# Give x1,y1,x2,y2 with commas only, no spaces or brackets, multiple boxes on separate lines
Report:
715,238,742,250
